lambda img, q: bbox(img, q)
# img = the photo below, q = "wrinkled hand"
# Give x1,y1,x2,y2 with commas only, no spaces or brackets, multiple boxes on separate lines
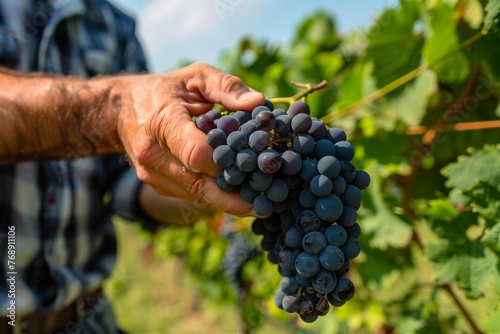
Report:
116,62,264,216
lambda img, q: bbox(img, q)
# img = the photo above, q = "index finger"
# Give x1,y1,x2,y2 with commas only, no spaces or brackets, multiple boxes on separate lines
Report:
153,105,219,175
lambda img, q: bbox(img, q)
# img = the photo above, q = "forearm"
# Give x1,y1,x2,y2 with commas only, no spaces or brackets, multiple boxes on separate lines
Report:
0,67,123,163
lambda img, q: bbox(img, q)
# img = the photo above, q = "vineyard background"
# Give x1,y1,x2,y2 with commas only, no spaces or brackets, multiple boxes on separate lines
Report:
106,1,500,333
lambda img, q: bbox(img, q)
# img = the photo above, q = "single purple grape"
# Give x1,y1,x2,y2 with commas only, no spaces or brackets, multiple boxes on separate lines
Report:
258,149,282,174
195,114,215,134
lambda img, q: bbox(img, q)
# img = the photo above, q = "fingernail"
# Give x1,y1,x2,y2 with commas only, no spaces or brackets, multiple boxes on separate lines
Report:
238,90,261,101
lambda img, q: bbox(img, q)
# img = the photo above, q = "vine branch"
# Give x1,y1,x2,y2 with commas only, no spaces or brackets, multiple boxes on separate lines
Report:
320,31,484,124
405,119,500,135
270,80,328,105
441,283,485,334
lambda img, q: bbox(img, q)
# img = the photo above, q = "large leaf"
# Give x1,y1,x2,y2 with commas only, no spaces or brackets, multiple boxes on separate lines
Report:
385,71,437,126
464,0,484,29
421,199,500,298
474,33,500,78
427,240,499,299
334,62,373,110
423,3,471,83
420,199,473,240
289,11,341,83
482,221,500,254
356,245,412,287
441,144,500,195
484,304,500,333
443,145,500,254
463,181,500,221
361,164,413,249
484,0,500,33
292,11,340,50
366,5,423,96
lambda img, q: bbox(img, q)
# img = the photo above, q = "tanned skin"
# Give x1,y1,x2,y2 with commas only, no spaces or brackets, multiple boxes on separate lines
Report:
0,63,266,223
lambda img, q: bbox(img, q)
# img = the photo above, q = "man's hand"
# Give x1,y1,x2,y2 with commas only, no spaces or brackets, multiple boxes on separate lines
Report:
0,63,265,217
116,63,265,216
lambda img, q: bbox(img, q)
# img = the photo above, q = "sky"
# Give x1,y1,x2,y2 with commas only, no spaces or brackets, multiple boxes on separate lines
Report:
110,0,395,73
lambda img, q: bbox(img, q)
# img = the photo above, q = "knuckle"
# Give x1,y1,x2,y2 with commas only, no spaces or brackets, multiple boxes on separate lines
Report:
192,61,212,70
146,113,169,147
219,73,243,93
133,143,149,166
135,166,152,184
187,176,208,203
134,139,156,168
186,62,212,75
183,140,204,172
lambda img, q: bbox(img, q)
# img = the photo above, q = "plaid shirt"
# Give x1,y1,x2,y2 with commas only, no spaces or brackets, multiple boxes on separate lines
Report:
0,0,156,328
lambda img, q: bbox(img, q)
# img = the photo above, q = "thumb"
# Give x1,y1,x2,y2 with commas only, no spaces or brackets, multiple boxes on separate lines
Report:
194,62,265,111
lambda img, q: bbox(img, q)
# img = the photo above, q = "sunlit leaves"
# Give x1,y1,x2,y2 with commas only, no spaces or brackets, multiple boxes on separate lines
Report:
482,222,500,254
386,71,437,126
420,200,498,299
361,164,413,249
426,241,499,299
484,304,500,333
442,144,500,195
169,2,500,332
423,3,471,83
154,222,239,304
418,145,500,298
464,0,484,29
483,0,500,33
335,62,374,110
366,5,423,96
292,11,340,51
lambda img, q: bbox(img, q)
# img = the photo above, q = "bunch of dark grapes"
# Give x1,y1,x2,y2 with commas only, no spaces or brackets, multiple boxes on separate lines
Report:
195,100,370,322
221,218,261,301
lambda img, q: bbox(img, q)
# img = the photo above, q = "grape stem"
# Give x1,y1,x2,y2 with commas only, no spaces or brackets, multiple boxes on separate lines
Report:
270,80,328,105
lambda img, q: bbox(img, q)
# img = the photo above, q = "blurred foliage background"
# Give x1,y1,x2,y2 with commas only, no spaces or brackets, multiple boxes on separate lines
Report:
106,0,500,333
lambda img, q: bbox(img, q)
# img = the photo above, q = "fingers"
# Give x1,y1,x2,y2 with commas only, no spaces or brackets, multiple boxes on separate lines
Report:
187,62,265,112
131,145,194,199
130,64,267,218
199,176,256,216
161,63,264,174
145,103,218,175
135,142,255,216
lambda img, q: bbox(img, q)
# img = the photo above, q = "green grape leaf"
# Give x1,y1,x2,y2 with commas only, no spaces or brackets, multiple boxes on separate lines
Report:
442,144,500,191
484,0,500,33
482,221,500,254
484,304,500,333
420,198,499,298
366,5,423,96
335,62,375,110
357,130,410,164
442,145,500,209
427,240,499,299
357,245,411,287
315,52,344,80
361,164,413,249
420,199,475,240
423,3,471,83
474,33,500,78
292,11,340,50
386,71,438,126
463,181,500,220
464,0,484,29
362,206,413,250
